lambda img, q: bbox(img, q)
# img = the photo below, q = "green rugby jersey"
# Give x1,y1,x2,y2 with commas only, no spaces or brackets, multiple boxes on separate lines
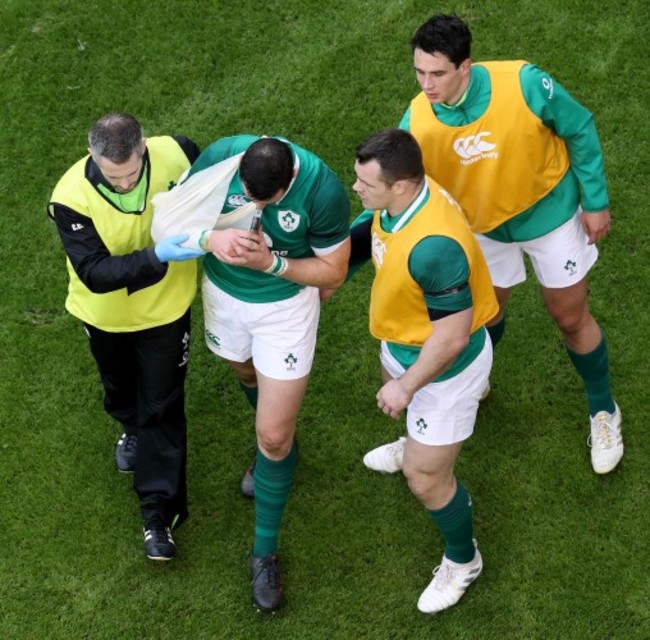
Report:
401,64,609,242
188,135,350,303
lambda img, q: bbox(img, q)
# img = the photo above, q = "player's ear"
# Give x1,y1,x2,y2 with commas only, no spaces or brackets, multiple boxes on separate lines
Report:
392,179,408,196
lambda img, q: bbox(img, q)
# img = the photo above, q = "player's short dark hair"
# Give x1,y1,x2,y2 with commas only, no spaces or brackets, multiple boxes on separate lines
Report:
411,14,472,67
239,138,294,201
355,129,424,186
88,113,144,163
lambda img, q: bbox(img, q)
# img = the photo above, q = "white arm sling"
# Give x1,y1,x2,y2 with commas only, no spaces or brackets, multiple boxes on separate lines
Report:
151,152,257,249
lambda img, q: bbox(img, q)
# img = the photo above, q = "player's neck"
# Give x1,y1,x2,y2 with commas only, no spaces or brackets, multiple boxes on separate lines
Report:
442,77,471,108
385,181,424,217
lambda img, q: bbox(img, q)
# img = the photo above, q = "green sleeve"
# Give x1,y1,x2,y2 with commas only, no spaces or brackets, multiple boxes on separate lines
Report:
306,166,350,250
352,209,374,227
520,65,609,211
398,107,411,130
408,236,472,312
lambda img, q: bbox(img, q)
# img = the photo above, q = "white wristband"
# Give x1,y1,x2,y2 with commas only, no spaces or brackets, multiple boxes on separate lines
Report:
264,254,288,277
275,256,289,276
264,254,281,274
198,229,213,252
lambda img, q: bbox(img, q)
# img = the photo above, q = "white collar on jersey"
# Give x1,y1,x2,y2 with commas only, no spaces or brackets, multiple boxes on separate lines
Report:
380,180,429,232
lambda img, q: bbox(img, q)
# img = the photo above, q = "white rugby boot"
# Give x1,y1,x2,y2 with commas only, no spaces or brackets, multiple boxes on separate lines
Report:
362,437,405,473
417,547,483,614
588,403,623,474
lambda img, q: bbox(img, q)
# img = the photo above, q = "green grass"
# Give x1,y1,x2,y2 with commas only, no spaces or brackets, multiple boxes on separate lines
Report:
1,0,649,638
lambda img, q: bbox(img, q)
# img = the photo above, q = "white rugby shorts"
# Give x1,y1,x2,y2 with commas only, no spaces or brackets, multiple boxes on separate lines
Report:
379,335,493,446
202,275,320,380
476,209,598,289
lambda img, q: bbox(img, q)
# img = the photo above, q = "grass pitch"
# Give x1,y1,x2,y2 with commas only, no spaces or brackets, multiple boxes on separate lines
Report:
1,1,649,638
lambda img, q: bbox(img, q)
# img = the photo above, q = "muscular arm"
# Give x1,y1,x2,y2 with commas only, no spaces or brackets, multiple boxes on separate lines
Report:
50,203,166,294
276,237,351,288
208,228,350,288
406,308,472,389
377,309,472,420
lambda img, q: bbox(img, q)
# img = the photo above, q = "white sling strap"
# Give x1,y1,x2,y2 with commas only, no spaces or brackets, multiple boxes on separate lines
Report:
151,152,258,249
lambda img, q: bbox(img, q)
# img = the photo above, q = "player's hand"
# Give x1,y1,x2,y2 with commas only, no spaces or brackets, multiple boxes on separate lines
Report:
377,379,412,420
226,225,274,271
581,209,611,244
206,228,263,264
154,234,205,262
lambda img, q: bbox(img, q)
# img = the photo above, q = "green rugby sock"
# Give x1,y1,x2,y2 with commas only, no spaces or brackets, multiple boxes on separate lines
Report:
252,443,297,558
427,481,476,564
566,334,616,416
239,382,258,410
487,316,506,347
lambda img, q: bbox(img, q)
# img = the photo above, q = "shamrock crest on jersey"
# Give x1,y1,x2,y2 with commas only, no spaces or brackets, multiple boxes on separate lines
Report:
278,210,300,232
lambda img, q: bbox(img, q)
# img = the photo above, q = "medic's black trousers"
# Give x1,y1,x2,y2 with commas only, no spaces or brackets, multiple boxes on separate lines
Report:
84,309,191,528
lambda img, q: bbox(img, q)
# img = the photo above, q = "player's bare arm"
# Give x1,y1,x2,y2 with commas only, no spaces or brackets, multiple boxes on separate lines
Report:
280,237,350,289
377,308,473,420
224,226,350,289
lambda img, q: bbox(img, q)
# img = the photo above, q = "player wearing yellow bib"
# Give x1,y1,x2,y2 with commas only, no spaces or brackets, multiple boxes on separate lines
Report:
49,114,203,561
400,14,622,474
349,129,498,614
187,135,350,611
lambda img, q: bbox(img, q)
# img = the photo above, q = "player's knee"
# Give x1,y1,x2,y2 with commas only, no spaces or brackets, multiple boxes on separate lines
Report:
404,465,435,501
257,428,294,458
543,280,591,335
404,463,455,507
549,306,590,337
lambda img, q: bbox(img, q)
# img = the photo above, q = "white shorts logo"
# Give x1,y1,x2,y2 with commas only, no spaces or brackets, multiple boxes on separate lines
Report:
453,132,498,165
278,209,300,232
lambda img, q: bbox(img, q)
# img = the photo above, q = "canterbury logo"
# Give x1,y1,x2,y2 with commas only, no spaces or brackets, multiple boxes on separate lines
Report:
453,132,497,160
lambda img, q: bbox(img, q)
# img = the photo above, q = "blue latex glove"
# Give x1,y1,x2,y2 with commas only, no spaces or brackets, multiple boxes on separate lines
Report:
154,234,205,263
